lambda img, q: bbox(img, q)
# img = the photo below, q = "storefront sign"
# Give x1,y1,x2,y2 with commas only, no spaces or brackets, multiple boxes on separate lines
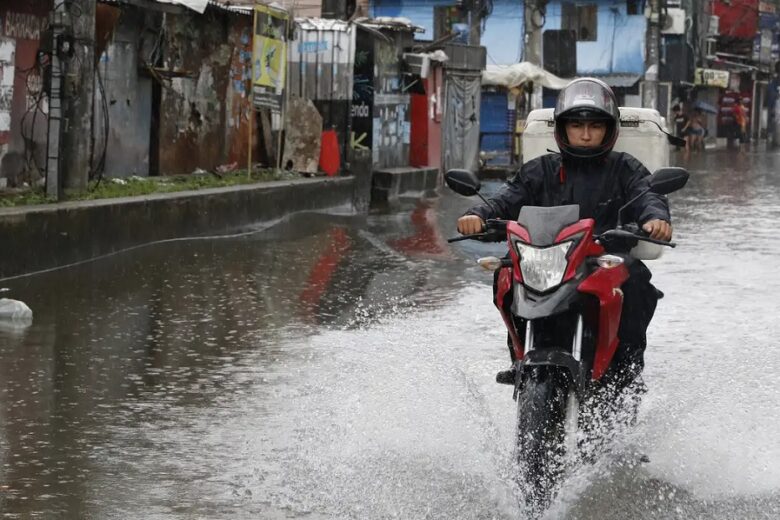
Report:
252,4,288,111
695,68,730,88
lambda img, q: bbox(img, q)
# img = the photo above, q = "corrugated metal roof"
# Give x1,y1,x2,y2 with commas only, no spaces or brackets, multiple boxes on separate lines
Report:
295,17,351,32
99,0,255,14
354,16,425,33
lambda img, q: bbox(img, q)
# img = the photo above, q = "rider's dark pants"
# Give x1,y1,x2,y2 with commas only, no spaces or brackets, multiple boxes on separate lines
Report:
603,259,659,390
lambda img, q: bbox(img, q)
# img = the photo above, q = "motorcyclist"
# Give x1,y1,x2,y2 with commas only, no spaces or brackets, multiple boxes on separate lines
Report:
457,78,672,391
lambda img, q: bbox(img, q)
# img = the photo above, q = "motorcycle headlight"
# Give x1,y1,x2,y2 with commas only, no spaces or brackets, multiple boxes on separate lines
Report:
514,240,573,292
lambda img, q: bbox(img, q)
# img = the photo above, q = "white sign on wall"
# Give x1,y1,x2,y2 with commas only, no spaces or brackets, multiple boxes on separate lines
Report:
0,38,17,137
695,68,730,89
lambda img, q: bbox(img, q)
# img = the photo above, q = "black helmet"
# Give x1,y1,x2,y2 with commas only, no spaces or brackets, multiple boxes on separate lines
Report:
554,78,620,160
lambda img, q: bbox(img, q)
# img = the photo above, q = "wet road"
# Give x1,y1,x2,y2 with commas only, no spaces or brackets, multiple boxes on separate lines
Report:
1,148,780,519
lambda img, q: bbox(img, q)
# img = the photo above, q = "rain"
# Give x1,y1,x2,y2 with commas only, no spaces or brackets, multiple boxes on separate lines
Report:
0,149,779,518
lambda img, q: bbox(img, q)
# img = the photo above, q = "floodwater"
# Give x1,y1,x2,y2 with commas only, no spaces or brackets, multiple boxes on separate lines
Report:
1,148,779,519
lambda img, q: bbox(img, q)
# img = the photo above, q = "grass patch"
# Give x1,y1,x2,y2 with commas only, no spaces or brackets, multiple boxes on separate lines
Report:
0,169,301,208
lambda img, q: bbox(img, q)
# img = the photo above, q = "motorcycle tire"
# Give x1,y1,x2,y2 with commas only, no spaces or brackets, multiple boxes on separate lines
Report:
515,366,570,511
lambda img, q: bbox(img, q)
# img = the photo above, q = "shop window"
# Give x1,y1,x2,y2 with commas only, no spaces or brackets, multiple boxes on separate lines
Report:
562,3,598,42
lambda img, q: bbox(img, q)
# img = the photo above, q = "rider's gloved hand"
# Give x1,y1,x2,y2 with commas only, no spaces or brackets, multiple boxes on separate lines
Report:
642,219,672,241
457,215,485,235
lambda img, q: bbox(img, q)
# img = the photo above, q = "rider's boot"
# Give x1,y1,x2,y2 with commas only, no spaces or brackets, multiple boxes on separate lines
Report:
496,333,517,385
496,366,516,385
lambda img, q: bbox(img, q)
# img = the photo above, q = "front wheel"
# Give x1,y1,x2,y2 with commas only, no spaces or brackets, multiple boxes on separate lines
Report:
515,366,572,511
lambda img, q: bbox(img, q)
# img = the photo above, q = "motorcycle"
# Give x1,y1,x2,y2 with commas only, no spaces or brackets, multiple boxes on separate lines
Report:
445,166,689,510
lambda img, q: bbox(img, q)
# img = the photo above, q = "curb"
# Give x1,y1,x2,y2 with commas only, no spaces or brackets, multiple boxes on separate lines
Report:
0,176,356,280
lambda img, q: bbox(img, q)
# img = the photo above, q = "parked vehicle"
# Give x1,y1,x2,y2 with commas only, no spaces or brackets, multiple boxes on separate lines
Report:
445,166,689,512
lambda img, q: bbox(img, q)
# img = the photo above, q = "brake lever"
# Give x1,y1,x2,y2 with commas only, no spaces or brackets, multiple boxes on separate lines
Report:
447,233,488,243
638,235,676,248
599,229,676,248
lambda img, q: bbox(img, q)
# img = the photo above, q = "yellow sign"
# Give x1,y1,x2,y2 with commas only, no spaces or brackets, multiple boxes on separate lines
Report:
252,4,288,110
255,38,285,89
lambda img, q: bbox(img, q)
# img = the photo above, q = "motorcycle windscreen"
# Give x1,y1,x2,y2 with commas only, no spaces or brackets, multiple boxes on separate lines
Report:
516,205,581,246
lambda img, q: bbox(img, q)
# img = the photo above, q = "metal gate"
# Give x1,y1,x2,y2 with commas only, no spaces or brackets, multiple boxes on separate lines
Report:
443,71,481,173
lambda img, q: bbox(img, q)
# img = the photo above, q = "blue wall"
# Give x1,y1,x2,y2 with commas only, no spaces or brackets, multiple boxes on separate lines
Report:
371,0,524,65
369,0,645,72
544,0,646,75
371,0,451,40
481,1,524,65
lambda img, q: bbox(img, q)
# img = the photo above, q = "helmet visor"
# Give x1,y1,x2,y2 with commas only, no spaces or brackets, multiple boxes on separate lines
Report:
556,80,619,121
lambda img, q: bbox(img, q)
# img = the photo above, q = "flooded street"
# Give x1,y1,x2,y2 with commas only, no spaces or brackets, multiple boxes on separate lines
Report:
2,148,780,519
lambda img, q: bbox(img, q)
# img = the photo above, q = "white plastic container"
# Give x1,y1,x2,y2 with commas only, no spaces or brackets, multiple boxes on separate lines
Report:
521,107,670,173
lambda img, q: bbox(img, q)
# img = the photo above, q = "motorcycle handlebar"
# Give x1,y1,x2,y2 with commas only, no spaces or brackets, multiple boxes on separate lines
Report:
448,221,675,248
598,229,676,248
448,219,508,243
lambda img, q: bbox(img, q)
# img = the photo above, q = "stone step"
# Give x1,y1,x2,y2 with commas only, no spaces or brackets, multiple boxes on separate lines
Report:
371,167,439,204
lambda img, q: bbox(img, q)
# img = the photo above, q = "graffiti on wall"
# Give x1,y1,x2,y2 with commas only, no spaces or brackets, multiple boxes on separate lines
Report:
0,37,16,142
2,12,48,41
351,33,374,155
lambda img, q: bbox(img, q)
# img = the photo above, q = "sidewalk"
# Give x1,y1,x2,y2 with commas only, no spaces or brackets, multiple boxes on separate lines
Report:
0,176,355,280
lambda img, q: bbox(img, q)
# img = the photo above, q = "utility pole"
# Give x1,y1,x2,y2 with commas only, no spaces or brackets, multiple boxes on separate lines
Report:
643,0,660,109
465,0,482,46
61,0,97,193
524,0,545,109
46,3,68,200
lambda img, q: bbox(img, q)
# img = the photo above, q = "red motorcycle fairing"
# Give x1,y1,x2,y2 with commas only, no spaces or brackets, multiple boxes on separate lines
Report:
498,215,631,381
506,221,531,285
577,263,630,380
495,267,524,361
553,218,604,283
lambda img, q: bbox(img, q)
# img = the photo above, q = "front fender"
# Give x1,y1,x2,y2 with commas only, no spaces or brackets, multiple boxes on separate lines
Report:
514,349,587,397
512,278,581,320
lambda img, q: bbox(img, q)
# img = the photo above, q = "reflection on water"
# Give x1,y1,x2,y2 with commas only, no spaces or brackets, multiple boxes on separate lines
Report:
1,148,780,518
0,201,466,518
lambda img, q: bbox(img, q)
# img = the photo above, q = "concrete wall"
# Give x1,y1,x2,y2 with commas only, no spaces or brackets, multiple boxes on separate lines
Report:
372,31,412,168
96,7,154,177
0,177,355,280
158,8,254,175
0,0,49,188
351,27,413,170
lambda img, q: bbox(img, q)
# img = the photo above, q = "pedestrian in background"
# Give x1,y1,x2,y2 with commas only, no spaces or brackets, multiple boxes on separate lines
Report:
769,65,780,148
682,108,706,153
672,104,689,151
732,98,749,152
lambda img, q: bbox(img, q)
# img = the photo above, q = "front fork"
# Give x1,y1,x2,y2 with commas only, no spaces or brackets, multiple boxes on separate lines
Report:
565,315,583,455
520,314,584,455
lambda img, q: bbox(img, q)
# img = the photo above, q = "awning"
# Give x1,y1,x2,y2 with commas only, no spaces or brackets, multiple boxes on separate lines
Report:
482,62,571,90
594,74,642,88
354,17,425,33
295,17,352,32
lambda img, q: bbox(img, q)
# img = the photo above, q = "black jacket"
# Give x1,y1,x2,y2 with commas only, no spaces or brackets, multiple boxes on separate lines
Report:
466,151,670,234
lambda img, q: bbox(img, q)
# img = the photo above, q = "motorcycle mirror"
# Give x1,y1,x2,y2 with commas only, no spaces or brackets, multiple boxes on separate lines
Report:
649,167,689,195
445,169,481,196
